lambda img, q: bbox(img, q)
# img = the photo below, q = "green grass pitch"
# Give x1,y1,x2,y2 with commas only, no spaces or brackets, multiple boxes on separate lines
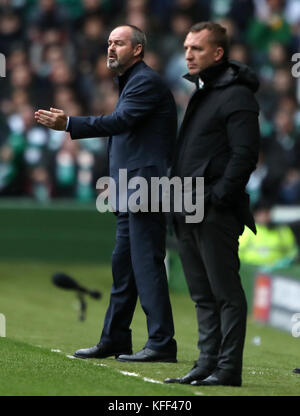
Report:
1,260,300,396
0,204,300,396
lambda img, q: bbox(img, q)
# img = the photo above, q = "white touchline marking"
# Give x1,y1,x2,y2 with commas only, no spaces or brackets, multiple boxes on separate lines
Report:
0,314,6,338
143,377,163,384
120,371,139,377
48,346,200,393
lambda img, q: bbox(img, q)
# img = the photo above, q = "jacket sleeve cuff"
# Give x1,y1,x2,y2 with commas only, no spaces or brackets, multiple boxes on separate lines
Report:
65,116,70,132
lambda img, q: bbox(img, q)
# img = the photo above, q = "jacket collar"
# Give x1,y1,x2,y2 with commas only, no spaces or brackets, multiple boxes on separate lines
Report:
183,59,229,89
117,60,145,94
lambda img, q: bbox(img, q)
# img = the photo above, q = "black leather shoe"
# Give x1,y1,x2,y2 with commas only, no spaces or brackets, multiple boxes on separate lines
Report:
117,348,177,363
191,368,242,387
73,343,132,359
164,363,213,384
293,368,300,374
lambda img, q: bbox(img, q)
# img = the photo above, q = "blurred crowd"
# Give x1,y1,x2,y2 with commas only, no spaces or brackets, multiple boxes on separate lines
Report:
1,0,300,204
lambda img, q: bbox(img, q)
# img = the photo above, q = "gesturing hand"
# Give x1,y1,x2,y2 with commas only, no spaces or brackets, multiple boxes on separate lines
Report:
35,107,68,131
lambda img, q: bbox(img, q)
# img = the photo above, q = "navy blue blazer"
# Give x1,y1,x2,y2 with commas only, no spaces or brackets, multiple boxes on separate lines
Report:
67,61,177,210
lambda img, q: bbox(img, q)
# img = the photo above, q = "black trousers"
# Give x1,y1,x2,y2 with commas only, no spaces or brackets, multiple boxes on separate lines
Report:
174,208,247,375
100,211,176,353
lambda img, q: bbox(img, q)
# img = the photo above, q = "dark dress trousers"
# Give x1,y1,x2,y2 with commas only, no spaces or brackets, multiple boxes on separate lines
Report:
67,61,177,353
171,59,260,375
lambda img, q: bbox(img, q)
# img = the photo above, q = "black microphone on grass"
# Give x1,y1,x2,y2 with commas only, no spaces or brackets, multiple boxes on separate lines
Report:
52,273,102,321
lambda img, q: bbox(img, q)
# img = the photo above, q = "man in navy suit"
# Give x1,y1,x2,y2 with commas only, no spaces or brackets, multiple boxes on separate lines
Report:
35,25,177,362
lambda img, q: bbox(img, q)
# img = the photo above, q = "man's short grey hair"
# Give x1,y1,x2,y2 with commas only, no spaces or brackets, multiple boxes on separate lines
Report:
118,24,147,58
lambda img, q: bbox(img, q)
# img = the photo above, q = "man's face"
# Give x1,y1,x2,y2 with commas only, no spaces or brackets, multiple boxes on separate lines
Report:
107,26,140,73
184,29,224,75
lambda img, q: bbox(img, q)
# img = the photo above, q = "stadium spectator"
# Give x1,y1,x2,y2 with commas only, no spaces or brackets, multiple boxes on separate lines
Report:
247,0,292,59
260,104,300,203
74,14,107,69
0,9,23,56
27,0,71,31
239,201,298,271
0,0,300,206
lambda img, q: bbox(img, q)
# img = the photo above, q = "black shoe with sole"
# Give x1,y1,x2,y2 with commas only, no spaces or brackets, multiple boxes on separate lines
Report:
164,363,214,384
117,348,177,363
191,368,242,387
